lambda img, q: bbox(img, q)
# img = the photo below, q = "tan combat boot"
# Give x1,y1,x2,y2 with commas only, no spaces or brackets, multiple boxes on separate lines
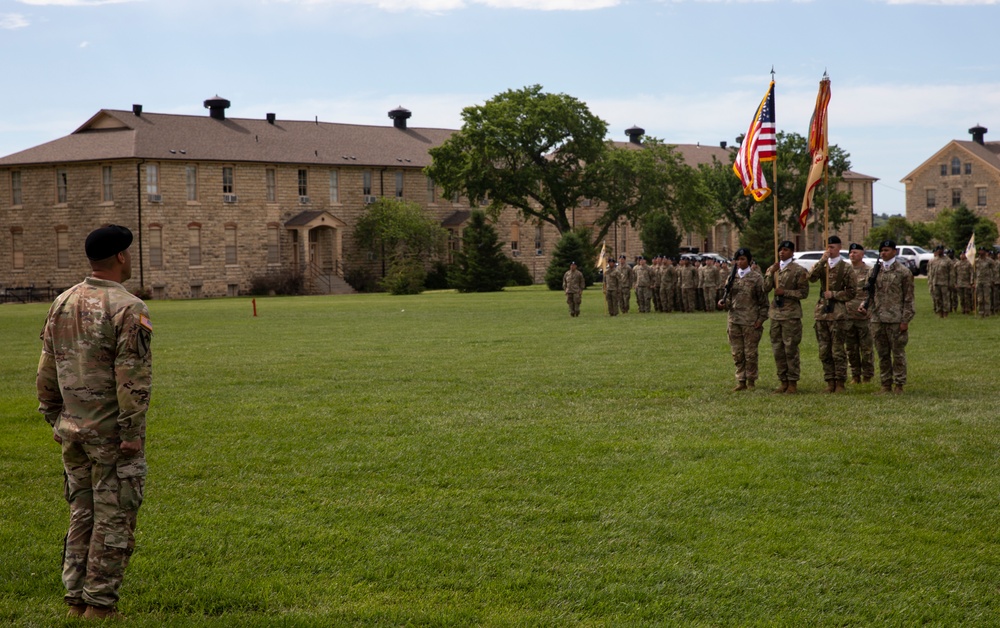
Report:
876,384,892,395
66,604,87,618
823,380,836,393
83,606,121,620
746,379,756,390
733,381,747,392
785,381,798,394
773,381,788,394
893,384,904,394
834,380,846,393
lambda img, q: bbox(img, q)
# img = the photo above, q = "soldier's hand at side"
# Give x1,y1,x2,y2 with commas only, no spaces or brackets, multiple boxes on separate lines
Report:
52,432,62,444
900,322,908,332
120,439,142,454
857,305,867,315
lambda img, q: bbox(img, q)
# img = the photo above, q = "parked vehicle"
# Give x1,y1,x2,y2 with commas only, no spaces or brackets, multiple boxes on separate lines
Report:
895,245,934,275
791,250,850,272
700,252,729,264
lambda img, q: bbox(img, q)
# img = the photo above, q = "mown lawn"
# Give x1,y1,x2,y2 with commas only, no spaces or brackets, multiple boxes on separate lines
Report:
1,283,998,626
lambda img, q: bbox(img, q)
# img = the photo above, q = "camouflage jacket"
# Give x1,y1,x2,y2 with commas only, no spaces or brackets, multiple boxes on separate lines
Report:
562,269,585,294
659,265,678,289
867,260,915,324
678,266,698,289
37,277,153,444
974,257,995,287
603,266,620,293
617,264,635,290
845,263,871,321
955,259,973,288
634,264,653,288
808,257,857,321
699,265,721,289
927,256,953,288
724,269,768,327
763,261,810,321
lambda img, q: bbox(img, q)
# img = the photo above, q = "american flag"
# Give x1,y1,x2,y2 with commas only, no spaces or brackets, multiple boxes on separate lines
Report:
733,81,776,203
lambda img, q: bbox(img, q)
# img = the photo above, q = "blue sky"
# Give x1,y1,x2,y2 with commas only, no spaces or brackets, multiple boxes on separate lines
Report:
2,0,999,216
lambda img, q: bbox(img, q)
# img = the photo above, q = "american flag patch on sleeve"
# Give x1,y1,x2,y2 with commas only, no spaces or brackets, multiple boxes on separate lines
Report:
139,313,153,332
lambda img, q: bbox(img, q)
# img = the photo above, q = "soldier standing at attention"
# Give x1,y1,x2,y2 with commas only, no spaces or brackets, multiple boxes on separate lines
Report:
955,251,974,315
974,247,994,318
633,256,653,313
860,240,915,394
927,245,953,318
679,257,698,313
844,243,875,384
37,225,153,620
720,248,768,391
562,261,585,317
617,255,633,314
947,249,959,313
807,235,857,393
660,257,677,313
700,258,721,312
603,257,620,316
764,241,810,394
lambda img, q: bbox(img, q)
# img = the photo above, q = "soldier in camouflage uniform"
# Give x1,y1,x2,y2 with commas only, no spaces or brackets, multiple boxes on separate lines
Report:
603,257,620,316
720,248,768,391
860,240,915,394
763,241,810,394
926,245,953,318
659,257,677,313
974,248,994,317
955,251,974,314
844,243,875,384
700,258,721,312
36,225,152,620
617,255,634,314
947,250,959,313
633,256,653,313
678,257,698,313
807,236,857,393
562,261,585,317
993,251,1000,313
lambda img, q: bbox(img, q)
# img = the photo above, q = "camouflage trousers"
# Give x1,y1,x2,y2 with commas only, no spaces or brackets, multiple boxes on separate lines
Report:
619,288,631,313
844,318,875,380
950,286,958,312
659,286,675,312
605,290,619,316
872,322,909,387
61,441,145,609
728,322,763,383
976,286,992,317
636,286,652,313
652,285,662,312
566,292,582,317
931,285,950,314
769,318,803,383
814,319,850,383
681,288,697,313
958,287,973,314
701,288,717,312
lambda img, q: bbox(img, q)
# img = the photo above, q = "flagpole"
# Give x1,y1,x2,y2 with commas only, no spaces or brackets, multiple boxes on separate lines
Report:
772,159,779,263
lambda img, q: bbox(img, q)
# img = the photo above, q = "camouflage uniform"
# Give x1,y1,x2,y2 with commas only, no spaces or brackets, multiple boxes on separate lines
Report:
845,261,875,382
659,261,678,313
37,277,153,610
678,263,698,313
617,261,634,314
868,259,915,389
974,254,994,317
562,267,585,317
808,257,857,388
926,254,953,316
763,261,810,386
955,257,973,314
949,256,959,313
723,267,769,386
633,261,653,313
700,262,721,312
992,254,1000,313
603,264,620,316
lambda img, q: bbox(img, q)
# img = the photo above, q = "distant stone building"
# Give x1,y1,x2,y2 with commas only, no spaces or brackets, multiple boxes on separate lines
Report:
901,125,1000,229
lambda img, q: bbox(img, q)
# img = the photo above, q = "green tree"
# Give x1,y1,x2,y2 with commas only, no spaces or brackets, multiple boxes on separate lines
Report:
448,210,508,293
545,228,598,290
865,215,930,248
354,198,447,282
738,208,778,269
700,131,856,237
639,211,682,259
950,205,979,250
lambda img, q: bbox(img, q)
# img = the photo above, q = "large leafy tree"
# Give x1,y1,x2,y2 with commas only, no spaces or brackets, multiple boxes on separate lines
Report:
639,211,682,260
426,85,607,237
354,197,447,277
448,210,508,293
700,131,856,236
545,228,598,290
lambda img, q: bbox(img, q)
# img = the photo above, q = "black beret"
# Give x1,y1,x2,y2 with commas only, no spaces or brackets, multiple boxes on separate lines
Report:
734,247,752,261
827,235,842,245
879,240,897,250
778,240,795,251
848,243,864,251
85,225,133,261
934,245,944,251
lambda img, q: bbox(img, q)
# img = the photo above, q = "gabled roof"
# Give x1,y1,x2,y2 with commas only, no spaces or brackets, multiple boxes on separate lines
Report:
899,139,1000,182
610,140,732,168
0,109,456,168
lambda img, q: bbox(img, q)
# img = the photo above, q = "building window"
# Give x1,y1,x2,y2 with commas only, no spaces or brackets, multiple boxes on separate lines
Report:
426,176,435,203
940,165,947,177
225,225,238,265
298,169,308,197
102,166,114,202
535,224,544,254
186,165,198,201
189,225,202,267
266,168,276,202
56,169,68,204
952,190,962,207
965,162,972,175
228,284,239,297
978,188,987,207
56,228,69,268
395,171,404,198
363,171,372,196
510,222,520,254
146,164,159,196
951,157,961,175
11,171,22,205
222,167,234,195
452,191,460,204
621,223,628,253
329,170,339,203
267,225,280,264
190,285,202,299
149,226,163,269
926,189,936,208
11,228,24,269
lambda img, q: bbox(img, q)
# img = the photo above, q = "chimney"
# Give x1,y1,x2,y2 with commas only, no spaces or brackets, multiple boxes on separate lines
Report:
969,124,987,145
132,104,143,116
720,141,727,149
388,106,411,129
203,96,231,120
266,113,276,125
625,125,645,145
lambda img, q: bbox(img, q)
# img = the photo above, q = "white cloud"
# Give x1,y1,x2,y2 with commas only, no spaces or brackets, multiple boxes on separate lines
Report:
878,0,999,4
269,0,618,10
17,0,139,6
80,40,89,47
0,13,30,28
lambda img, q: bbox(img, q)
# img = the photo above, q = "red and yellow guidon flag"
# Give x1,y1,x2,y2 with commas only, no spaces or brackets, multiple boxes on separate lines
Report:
800,76,831,229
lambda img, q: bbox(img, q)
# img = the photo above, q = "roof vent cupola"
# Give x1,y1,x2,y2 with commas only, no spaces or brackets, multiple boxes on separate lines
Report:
389,106,411,130
132,104,142,117
969,124,987,145
204,96,231,120
625,125,645,145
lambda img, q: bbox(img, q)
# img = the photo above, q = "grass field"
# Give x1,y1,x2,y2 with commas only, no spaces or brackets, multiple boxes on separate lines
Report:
2,283,999,626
